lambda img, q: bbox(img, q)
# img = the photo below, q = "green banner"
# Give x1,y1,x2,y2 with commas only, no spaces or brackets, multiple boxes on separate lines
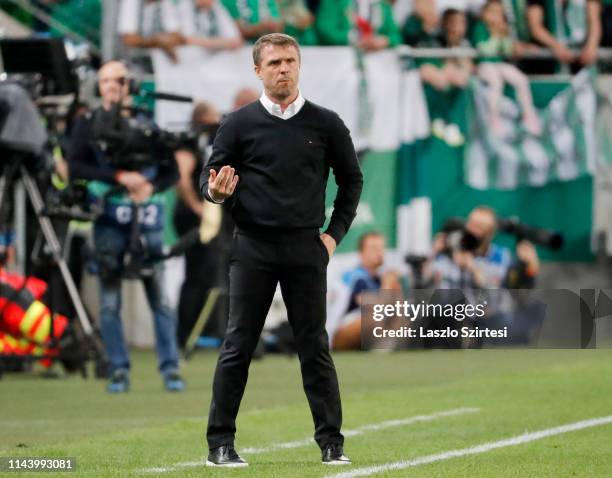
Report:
325,151,397,253
398,80,595,262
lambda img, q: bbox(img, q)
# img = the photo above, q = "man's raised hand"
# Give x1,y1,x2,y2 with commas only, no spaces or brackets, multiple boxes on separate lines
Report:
209,165,239,202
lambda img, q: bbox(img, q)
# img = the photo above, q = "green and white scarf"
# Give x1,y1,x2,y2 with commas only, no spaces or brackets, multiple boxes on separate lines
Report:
195,6,220,37
556,0,587,46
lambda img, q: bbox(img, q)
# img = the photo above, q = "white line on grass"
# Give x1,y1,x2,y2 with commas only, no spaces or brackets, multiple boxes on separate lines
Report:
327,414,612,478
140,407,479,474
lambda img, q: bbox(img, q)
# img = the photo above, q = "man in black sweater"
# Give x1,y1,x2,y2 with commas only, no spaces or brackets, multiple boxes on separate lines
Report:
200,33,363,467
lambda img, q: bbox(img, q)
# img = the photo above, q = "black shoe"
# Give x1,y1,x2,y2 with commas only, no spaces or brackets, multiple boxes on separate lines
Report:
322,443,351,465
206,445,248,468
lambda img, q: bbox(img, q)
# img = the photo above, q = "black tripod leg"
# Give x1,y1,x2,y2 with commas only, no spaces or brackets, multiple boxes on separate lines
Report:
0,161,19,234
19,167,98,344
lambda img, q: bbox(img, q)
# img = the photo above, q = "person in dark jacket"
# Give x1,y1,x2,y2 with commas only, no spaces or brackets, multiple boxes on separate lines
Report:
200,33,363,467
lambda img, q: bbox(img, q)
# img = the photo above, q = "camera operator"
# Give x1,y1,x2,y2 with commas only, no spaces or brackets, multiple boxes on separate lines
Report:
66,61,184,393
430,206,541,290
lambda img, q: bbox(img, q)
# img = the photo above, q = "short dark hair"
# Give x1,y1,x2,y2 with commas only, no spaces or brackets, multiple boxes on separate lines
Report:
252,33,300,66
442,8,464,26
358,231,384,252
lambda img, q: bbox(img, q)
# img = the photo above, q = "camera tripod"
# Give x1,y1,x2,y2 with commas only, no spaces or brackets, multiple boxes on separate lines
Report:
0,157,106,377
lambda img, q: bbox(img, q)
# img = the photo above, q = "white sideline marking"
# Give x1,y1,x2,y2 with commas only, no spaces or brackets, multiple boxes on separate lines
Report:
243,407,479,454
140,407,479,474
327,415,612,478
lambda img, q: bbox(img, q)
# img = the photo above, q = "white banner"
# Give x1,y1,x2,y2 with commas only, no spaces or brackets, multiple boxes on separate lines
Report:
152,46,429,151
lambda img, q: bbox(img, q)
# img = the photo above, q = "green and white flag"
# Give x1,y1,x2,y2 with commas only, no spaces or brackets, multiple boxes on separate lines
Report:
465,68,602,190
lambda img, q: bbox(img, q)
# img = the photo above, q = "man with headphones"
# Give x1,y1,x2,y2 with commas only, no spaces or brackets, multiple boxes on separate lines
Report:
67,61,184,393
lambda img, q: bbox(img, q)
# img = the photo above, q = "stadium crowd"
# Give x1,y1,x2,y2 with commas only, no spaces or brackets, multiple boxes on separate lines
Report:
2,0,611,65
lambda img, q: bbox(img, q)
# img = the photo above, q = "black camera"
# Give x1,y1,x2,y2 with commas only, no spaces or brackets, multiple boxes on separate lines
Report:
441,217,482,253
498,217,563,250
90,103,186,171
440,216,564,253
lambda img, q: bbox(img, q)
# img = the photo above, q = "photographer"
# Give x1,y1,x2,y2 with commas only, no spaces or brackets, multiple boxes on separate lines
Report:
67,61,183,393
424,206,542,347
173,101,233,348
431,206,540,290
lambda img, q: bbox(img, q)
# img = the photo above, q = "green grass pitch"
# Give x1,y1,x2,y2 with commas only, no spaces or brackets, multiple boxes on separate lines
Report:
1,349,612,477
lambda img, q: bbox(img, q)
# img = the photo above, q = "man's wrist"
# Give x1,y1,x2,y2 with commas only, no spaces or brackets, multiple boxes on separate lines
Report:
208,187,225,204
323,229,340,246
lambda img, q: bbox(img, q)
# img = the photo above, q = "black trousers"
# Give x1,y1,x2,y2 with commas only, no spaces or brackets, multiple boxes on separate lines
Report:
206,227,344,450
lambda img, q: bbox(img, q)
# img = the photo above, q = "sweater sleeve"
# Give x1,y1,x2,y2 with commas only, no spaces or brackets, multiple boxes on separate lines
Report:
199,113,239,203
324,112,363,245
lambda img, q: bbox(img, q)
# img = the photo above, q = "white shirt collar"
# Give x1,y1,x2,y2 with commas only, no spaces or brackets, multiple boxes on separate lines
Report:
259,90,305,120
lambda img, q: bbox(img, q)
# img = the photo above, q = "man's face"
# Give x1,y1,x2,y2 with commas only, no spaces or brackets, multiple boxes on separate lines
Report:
465,209,496,245
98,62,129,106
360,235,385,271
254,44,300,101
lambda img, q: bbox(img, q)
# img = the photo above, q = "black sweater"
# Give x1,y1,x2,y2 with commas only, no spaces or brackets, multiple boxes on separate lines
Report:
199,100,363,245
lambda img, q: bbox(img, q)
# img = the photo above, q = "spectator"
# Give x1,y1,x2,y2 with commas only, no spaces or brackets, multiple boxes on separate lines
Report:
178,0,243,51
527,0,602,67
418,9,474,91
278,0,318,45
402,0,441,47
118,0,184,63
473,0,541,136
316,0,401,51
221,0,283,42
441,9,474,86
